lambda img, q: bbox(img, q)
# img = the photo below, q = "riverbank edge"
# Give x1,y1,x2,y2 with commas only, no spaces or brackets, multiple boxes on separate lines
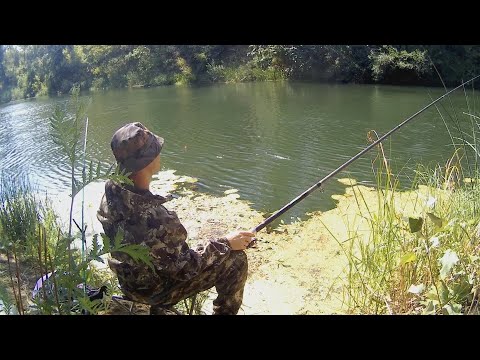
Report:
0,171,457,315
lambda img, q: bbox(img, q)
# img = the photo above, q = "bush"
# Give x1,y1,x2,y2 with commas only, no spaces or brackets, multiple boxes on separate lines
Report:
151,74,173,86
370,46,432,85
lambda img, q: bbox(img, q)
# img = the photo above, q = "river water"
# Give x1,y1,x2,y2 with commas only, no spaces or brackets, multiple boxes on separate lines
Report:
0,81,476,225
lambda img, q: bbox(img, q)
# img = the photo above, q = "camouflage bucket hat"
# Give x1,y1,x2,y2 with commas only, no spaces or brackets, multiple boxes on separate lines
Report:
111,122,164,174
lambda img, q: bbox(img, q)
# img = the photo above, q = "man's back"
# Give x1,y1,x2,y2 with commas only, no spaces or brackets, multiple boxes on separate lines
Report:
98,122,254,313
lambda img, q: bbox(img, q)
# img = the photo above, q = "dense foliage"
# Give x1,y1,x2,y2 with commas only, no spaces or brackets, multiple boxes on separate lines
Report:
1,45,479,104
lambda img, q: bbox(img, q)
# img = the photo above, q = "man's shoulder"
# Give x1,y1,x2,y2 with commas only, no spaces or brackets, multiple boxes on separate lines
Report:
106,180,169,203
103,180,180,218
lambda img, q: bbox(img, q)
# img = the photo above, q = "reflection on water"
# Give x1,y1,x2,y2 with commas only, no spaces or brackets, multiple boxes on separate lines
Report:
0,82,476,223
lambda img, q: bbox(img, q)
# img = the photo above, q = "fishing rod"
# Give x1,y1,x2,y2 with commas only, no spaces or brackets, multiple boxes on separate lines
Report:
251,75,480,234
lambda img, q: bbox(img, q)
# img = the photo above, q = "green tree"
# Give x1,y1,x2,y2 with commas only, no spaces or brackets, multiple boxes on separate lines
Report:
369,45,432,85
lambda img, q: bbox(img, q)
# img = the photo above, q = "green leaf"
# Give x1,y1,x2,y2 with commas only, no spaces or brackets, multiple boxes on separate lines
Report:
70,141,78,157
408,217,424,233
451,279,472,301
439,249,459,279
77,297,103,315
425,286,439,300
100,233,111,253
438,281,449,305
88,233,105,261
117,244,154,271
427,212,443,228
105,229,154,270
106,163,115,176
443,302,462,315
400,252,417,265
92,234,99,253
108,165,133,186
113,229,123,249
422,300,436,315
408,283,425,295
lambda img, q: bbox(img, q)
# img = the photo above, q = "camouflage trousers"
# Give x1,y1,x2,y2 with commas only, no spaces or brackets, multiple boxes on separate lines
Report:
116,251,248,315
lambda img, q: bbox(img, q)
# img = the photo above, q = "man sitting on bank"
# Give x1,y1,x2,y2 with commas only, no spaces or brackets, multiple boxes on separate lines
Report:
97,122,256,315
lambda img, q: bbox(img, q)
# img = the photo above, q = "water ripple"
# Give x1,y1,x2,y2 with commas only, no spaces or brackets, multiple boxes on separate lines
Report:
0,83,469,221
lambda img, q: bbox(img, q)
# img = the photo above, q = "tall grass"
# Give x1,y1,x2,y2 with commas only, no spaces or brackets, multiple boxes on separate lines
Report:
0,171,149,315
330,152,474,313
1,85,151,315
0,173,61,314
0,174,42,257
334,85,480,314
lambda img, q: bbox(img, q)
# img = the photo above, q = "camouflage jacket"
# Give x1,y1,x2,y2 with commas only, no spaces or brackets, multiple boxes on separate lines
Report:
97,180,232,288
